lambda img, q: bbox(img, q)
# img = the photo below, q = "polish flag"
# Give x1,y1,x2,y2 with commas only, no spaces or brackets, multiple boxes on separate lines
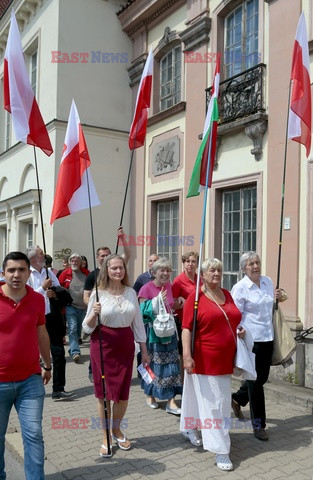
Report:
4,9,53,156
50,100,100,224
129,48,153,150
288,12,312,157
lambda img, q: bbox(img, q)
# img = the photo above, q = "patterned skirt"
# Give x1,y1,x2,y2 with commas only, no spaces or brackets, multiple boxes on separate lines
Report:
141,329,182,400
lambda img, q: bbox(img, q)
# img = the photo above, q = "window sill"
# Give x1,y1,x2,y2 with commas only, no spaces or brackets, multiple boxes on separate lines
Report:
148,102,186,126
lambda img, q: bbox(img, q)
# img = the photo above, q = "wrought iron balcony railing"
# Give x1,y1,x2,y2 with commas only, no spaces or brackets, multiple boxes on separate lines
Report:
206,63,266,124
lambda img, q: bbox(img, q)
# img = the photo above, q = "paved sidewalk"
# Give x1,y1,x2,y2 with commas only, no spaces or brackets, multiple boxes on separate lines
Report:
6,341,313,480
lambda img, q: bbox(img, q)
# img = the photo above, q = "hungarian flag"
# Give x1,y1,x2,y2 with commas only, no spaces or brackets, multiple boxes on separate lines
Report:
129,48,153,150
288,12,311,157
4,9,53,156
187,55,220,198
50,100,100,224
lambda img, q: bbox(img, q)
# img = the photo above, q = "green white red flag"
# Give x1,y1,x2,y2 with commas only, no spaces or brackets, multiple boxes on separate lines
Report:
187,55,220,198
288,12,311,157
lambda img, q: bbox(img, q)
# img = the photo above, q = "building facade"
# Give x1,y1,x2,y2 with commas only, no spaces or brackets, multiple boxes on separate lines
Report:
0,0,132,267
118,0,313,387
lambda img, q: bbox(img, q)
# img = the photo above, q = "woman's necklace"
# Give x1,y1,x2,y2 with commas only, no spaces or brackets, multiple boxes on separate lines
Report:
202,286,225,304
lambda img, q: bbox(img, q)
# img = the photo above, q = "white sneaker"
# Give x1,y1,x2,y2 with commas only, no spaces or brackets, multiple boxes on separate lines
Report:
215,454,233,471
181,429,203,446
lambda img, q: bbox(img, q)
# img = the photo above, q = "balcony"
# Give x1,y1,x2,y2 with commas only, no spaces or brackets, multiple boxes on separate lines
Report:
206,63,266,124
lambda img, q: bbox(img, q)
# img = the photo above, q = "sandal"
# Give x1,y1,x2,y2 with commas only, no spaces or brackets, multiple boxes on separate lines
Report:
99,444,113,458
112,433,131,450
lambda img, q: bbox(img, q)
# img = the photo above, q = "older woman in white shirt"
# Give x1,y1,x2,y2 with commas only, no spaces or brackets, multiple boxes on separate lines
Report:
231,252,286,441
83,254,149,457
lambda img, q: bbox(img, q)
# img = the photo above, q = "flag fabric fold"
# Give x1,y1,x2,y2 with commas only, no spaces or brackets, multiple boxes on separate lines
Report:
187,56,220,198
128,48,153,150
50,100,100,224
4,9,53,156
288,12,311,157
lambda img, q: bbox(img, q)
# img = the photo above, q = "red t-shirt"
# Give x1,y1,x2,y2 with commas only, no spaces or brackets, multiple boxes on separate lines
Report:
0,285,46,382
172,272,201,322
183,289,241,375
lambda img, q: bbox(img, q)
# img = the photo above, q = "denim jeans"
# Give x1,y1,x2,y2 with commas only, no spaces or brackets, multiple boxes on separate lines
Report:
0,374,45,480
66,305,86,357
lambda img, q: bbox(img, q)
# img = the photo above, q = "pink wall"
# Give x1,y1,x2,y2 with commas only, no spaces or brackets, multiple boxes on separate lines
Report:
266,0,302,323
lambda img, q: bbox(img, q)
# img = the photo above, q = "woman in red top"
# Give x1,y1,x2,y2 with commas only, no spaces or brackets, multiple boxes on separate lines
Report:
172,252,201,357
180,258,244,472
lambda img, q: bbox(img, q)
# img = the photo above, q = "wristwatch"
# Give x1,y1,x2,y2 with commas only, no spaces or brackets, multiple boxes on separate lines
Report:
42,366,52,371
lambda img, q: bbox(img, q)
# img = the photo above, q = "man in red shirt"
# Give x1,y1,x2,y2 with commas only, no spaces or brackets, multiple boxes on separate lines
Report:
0,251,51,480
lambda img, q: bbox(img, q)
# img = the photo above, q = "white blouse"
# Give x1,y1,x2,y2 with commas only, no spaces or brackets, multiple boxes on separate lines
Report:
231,275,274,342
82,286,146,343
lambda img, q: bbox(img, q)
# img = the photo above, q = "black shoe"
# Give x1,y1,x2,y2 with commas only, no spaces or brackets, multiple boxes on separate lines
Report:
254,428,269,441
52,391,76,401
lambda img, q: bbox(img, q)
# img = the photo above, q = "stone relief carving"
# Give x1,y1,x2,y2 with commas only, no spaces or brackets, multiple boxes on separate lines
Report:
152,136,180,176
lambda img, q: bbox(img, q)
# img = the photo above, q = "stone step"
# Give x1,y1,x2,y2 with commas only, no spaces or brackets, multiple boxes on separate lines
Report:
232,378,313,413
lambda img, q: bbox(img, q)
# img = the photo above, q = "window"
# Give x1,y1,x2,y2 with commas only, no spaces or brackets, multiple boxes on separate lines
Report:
0,226,7,260
224,0,259,78
156,199,179,278
160,46,181,111
27,222,33,248
30,50,38,96
222,185,257,290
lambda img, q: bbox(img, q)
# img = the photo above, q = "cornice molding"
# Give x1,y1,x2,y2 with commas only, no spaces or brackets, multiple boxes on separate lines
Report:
128,56,147,86
0,0,45,56
148,101,186,126
180,16,211,52
118,0,185,39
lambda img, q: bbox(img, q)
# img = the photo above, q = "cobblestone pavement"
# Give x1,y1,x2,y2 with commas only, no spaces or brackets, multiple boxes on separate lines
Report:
6,341,313,480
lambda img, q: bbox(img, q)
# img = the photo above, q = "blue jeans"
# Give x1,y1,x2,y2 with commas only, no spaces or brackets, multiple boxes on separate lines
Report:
0,374,45,480
66,305,86,357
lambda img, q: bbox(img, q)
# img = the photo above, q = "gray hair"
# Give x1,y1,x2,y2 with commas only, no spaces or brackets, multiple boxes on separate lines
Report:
201,258,223,274
69,253,82,263
240,252,260,272
25,245,40,259
151,257,172,274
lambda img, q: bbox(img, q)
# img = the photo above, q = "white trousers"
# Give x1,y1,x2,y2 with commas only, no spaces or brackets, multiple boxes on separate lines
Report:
180,373,231,454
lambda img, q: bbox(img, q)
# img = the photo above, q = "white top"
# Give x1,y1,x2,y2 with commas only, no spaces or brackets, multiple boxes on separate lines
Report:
27,266,60,314
231,275,274,342
82,286,146,343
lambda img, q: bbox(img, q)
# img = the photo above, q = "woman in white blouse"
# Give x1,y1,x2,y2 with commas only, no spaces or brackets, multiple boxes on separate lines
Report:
83,254,149,457
231,252,286,442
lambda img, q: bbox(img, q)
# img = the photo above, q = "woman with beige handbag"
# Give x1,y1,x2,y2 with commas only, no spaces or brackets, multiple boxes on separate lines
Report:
231,252,287,442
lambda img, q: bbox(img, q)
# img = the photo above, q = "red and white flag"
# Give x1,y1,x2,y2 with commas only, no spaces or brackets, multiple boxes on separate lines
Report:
288,12,312,157
4,9,53,156
50,100,100,224
128,48,153,150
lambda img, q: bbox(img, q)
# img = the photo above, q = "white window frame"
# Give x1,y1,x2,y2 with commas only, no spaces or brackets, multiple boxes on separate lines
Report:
222,185,257,290
160,46,182,111
224,0,259,78
156,199,179,278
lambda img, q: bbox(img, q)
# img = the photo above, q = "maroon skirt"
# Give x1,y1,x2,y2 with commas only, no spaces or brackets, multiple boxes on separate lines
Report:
90,325,135,402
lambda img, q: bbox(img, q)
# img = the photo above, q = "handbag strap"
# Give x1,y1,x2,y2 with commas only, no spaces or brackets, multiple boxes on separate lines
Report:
158,291,167,313
203,287,237,347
